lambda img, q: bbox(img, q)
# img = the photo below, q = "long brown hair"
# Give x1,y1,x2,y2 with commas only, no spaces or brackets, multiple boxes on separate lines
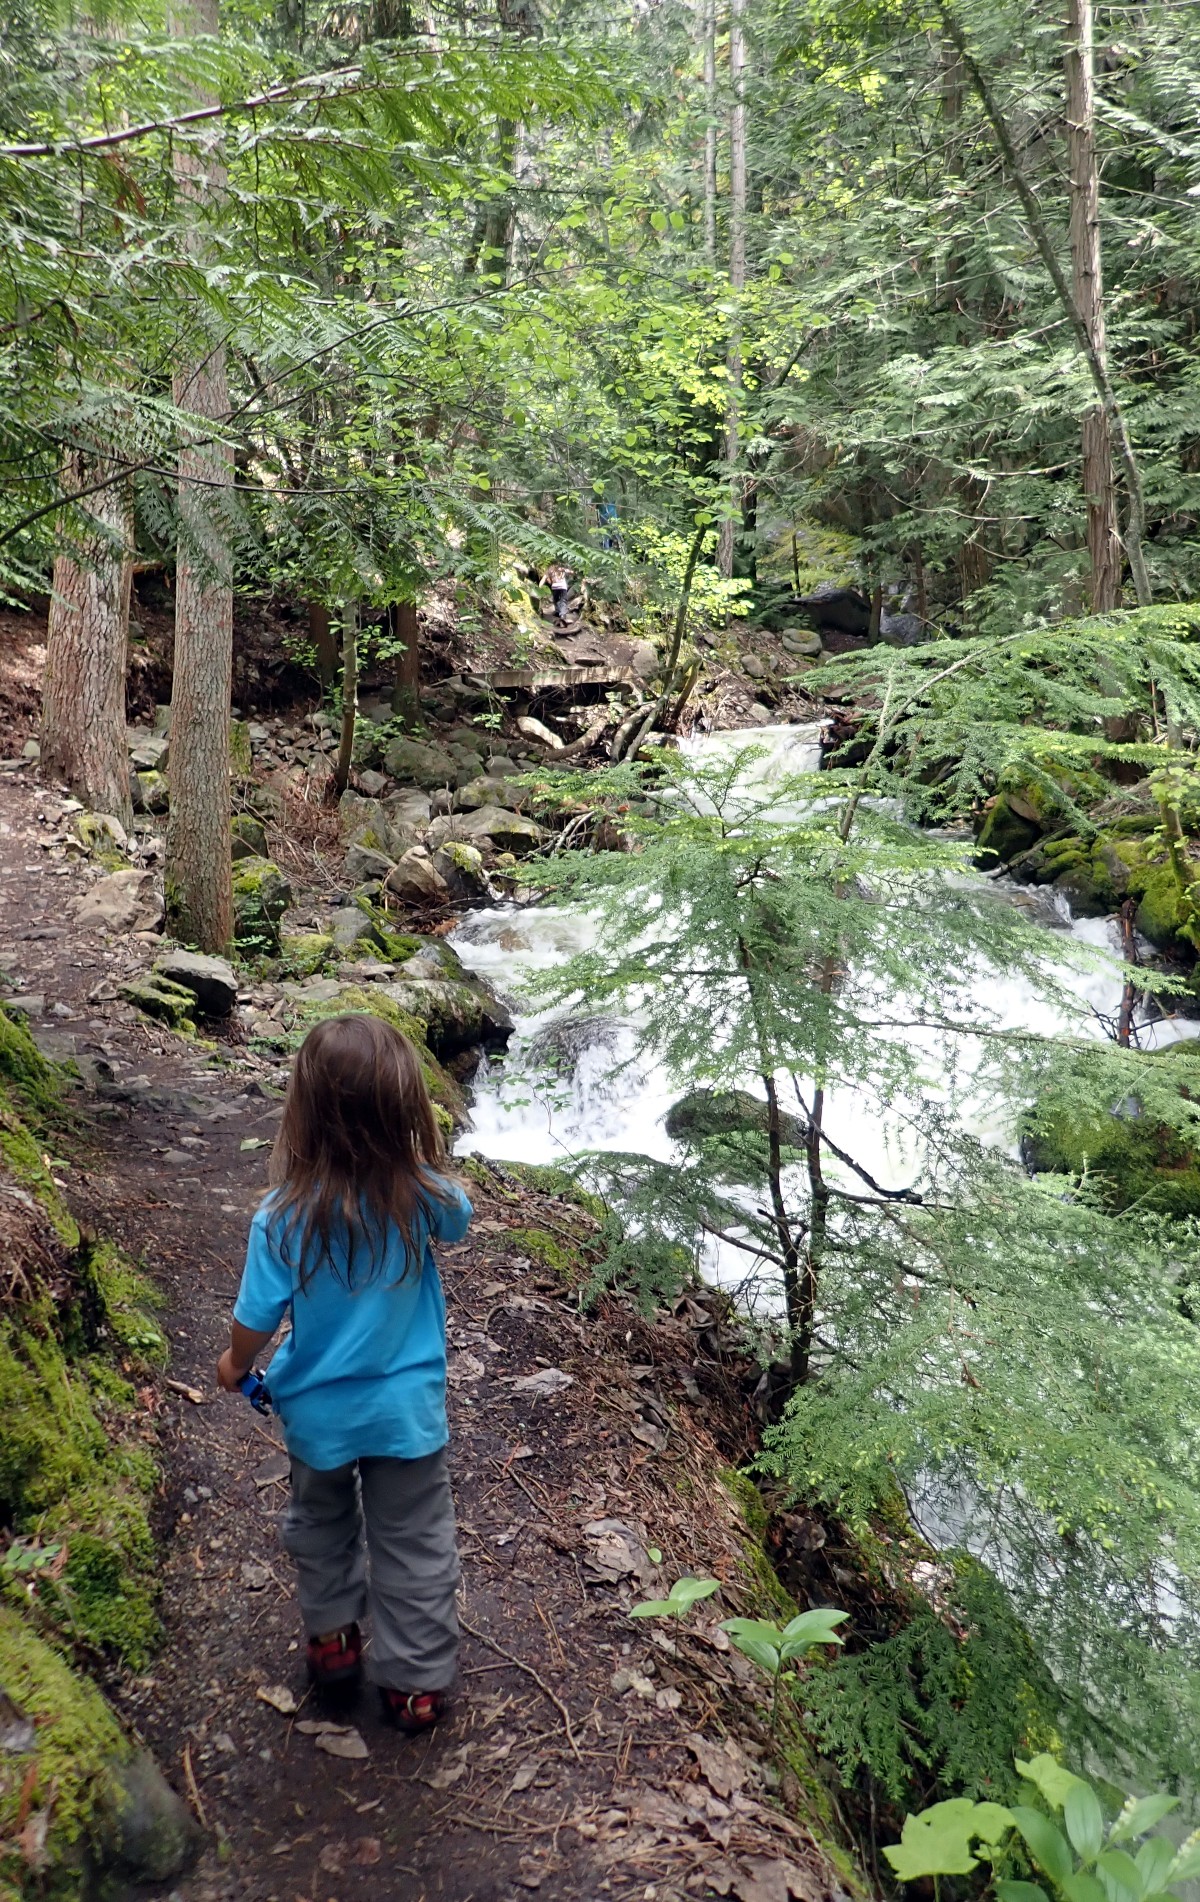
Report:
268,1013,452,1288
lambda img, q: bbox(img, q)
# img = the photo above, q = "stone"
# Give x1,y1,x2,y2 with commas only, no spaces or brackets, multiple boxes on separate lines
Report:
427,806,544,857
247,722,270,745
780,629,823,658
21,738,41,761
132,770,169,815
153,950,238,1018
231,814,269,861
741,654,767,680
101,1748,202,1883
432,843,489,902
232,858,293,957
1021,1047,1200,1219
119,974,196,1029
380,736,457,788
384,973,513,1058
128,732,168,772
629,640,660,681
72,869,163,934
330,908,386,954
745,703,772,725
344,843,395,885
385,848,451,906
485,756,521,779
452,775,523,814
357,769,388,797
74,811,129,860
974,794,1040,868
386,787,432,828
152,703,172,735
665,1088,806,1150
1,995,44,1017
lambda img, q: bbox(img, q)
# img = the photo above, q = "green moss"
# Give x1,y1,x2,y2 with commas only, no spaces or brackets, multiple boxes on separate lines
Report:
0,1006,65,1125
504,1226,579,1278
280,931,336,977
82,1242,168,1366
119,974,196,1031
374,925,424,963
718,1464,770,1542
229,718,253,779
1022,1088,1200,1217
232,858,293,958
0,1602,128,1883
73,813,127,872
500,1160,608,1223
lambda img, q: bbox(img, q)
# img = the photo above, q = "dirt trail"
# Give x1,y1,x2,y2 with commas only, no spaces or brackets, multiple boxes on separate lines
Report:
0,768,851,1902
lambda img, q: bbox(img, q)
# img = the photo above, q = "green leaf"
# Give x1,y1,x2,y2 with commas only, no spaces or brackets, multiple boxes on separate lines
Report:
1096,1847,1145,1902
649,209,667,232
1063,1873,1108,1902
629,1599,674,1618
1017,1756,1087,1813
1065,1785,1105,1863
996,1883,1051,1902
647,1545,663,1565
667,1577,720,1611
721,1624,782,1677
883,1800,985,1880
1134,1837,1174,1896
1167,1841,1200,1884
1109,1799,1179,1847
1010,1807,1075,1889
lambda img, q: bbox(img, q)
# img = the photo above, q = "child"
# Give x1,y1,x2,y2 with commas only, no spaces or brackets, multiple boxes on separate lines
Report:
540,557,572,625
217,1013,471,1734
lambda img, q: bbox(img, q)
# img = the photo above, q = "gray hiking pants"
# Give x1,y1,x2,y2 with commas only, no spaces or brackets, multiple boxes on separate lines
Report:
282,1448,460,1690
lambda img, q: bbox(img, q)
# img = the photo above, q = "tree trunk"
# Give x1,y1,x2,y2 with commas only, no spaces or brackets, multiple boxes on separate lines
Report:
702,0,717,262
717,0,746,581
165,0,235,952
1065,0,1122,611
308,603,339,686
940,3,1151,606
41,455,133,825
333,603,358,796
389,599,422,726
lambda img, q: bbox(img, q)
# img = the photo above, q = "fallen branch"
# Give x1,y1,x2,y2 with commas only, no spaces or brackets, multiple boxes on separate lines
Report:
459,1612,581,1760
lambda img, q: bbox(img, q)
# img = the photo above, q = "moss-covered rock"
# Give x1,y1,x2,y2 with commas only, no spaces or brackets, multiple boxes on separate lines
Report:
232,857,293,957
72,811,129,871
0,1006,65,1123
293,985,464,1133
132,769,169,816
231,813,268,861
974,794,1041,867
1021,1060,1200,1218
281,931,337,977
119,973,196,1030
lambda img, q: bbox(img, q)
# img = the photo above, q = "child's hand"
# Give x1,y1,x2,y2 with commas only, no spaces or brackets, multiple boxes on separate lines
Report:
217,1348,249,1392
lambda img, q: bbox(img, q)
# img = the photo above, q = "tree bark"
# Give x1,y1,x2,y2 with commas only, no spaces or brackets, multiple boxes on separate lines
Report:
41,455,133,825
389,599,422,726
1065,0,1122,611
717,0,746,581
307,603,339,686
333,603,358,795
165,0,235,952
702,0,717,262
940,2,1151,606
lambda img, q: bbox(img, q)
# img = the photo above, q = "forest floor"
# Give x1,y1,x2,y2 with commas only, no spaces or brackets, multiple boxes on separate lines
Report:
0,618,854,1902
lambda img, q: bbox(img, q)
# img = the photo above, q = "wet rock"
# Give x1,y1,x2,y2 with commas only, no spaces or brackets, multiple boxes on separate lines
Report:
119,973,196,1029
232,859,293,957
72,869,163,934
100,1748,201,1883
432,843,489,902
384,847,451,907
384,972,512,1058
344,843,395,885
975,794,1040,867
880,609,925,647
231,814,269,861
380,736,456,789
153,950,238,1018
132,770,169,815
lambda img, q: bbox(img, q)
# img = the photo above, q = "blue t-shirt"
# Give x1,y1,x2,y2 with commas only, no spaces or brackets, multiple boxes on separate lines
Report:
233,1177,472,1471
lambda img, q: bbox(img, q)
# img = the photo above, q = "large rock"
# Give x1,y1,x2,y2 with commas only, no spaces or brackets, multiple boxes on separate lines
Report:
1021,1050,1200,1218
131,770,169,815
452,774,524,814
385,847,451,906
381,735,457,788
665,1088,807,1149
339,790,423,862
232,858,293,957
73,811,129,863
433,842,489,902
119,973,196,1029
427,806,544,857
128,733,168,773
153,950,238,1018
344,842,395,886
385,968,513,1059
72,869,163,934
387,787,432,829
974,794,1041,868
231,813,269,861
330,907,387,954
280,931,336,974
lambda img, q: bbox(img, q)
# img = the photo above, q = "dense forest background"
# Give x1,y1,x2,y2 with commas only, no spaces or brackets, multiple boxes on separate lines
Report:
8,0,1200,1890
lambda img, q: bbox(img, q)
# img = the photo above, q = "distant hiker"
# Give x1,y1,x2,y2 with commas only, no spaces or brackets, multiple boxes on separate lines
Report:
217,1013,471,1734
541,557,572,624
597,500,621,551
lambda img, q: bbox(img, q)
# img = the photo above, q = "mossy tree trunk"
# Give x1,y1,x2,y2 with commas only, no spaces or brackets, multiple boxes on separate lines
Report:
165,0,234,952
333,601,358,795
41,454,133,827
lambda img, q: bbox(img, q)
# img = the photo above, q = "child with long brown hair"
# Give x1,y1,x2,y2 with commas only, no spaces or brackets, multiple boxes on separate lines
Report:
217,1013,471,1734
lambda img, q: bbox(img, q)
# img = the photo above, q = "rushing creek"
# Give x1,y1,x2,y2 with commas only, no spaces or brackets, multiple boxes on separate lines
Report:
450,722,1198,1315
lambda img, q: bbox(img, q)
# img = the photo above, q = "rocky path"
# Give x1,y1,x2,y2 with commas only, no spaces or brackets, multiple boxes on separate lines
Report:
0,768,850,1902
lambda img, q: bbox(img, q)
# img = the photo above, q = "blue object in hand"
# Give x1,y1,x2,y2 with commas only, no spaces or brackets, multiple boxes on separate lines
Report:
238,1369,272,1414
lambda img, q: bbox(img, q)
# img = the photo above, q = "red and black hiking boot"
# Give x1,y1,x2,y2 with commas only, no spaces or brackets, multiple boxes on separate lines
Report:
306,1624,363,1701
379,1688,448,1735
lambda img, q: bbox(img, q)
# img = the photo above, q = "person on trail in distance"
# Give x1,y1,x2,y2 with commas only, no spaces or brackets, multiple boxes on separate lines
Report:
541,556,572,624
217,1013,471,1735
